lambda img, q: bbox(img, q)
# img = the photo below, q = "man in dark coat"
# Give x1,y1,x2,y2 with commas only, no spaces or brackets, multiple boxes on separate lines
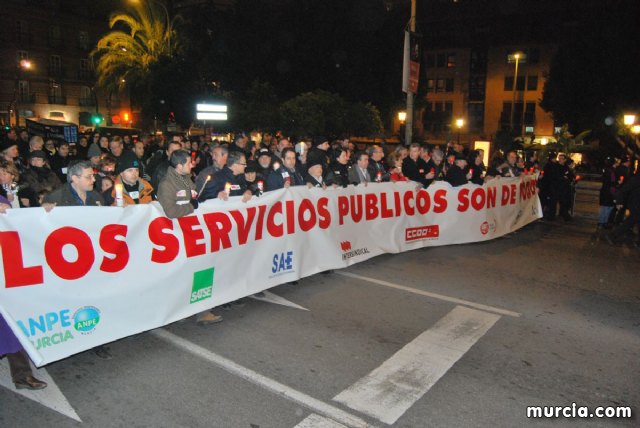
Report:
325,147,351,187
445,153,471,187
367,145,390,182
606,171,640,246
42,160,104,208
402,143,433,186
199,151,254,202
266,147,304,191
307,136,331,171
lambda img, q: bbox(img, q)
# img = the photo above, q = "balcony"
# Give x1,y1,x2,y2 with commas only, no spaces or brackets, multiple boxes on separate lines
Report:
49,95,67,105
79,97,95,107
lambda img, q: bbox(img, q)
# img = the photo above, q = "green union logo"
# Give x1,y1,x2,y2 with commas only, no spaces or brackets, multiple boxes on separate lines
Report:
190,267,214,304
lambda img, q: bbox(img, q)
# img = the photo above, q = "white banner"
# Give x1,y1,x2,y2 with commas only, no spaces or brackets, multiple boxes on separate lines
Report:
0,177,541,366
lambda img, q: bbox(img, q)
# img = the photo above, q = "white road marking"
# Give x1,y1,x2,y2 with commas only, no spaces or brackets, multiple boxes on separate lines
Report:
294,413,348,428
151,329,375,428
336,271,521,318
333,306,501,425
0,358,82,422
250,290,309,311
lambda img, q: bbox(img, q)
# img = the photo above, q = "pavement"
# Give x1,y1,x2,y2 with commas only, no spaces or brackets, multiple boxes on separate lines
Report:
1,184,639,428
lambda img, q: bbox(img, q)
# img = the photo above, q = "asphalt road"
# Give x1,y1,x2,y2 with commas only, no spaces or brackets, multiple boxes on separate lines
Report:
2,187,639,428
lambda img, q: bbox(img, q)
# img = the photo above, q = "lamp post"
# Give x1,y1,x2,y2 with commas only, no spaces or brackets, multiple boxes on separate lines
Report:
624,114,639,170
10,59,32,126
404,0,416,147
455,118,464,144
508,52,524,133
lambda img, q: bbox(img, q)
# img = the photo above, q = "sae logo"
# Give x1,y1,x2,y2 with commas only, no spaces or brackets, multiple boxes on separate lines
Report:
272,251,294,275
190,267,215,304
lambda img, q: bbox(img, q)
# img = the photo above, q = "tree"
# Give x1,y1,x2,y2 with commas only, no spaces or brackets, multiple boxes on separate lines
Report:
91,1,181,94
232,80,280,133
540,1,640,135
279,90,382,137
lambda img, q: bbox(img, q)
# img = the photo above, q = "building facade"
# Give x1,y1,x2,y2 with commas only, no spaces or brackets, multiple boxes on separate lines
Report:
418,43,557,147
0,0,129,130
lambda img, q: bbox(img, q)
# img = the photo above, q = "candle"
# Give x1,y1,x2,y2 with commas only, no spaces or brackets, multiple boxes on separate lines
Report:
197,175,211,198
115,183,124,207
376,172,382,182
273,162,280,171
224,182,232,195
257,180,264,193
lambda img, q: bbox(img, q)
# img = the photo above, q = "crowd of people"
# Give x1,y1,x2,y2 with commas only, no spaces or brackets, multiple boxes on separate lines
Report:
1,126,638,390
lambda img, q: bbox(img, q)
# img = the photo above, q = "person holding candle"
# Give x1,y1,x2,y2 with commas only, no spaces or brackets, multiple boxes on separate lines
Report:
445,153,472,187
265,148,305,191
402,143,434,187
106,153,154,206
199,151,254,202
194,144,228,197
325,147,351,188
467,150,487,186
367,145,390,182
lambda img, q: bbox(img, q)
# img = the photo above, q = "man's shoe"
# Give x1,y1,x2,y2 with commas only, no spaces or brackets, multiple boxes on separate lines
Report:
196,312,223,326
14,375,47,390
253,292,266,298
94,345,113,360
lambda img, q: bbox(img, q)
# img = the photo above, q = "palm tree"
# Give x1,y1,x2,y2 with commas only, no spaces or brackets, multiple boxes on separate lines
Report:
91,1,180,93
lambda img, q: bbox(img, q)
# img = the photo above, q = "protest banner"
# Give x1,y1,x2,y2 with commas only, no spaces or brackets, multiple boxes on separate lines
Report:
0,177,541,365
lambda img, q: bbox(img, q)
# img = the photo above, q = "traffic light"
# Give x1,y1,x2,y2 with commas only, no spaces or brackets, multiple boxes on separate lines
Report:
91,114,103,125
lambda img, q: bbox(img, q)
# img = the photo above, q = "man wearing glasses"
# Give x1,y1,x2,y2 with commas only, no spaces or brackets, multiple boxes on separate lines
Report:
42,160,104,208
41,161,113,358
198,151,253,202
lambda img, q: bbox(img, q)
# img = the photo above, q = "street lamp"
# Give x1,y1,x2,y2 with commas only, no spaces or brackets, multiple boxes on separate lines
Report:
10,59,34,126
623,114,636,126
508,52,525,133
398,111,407,123
455,118,464,144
